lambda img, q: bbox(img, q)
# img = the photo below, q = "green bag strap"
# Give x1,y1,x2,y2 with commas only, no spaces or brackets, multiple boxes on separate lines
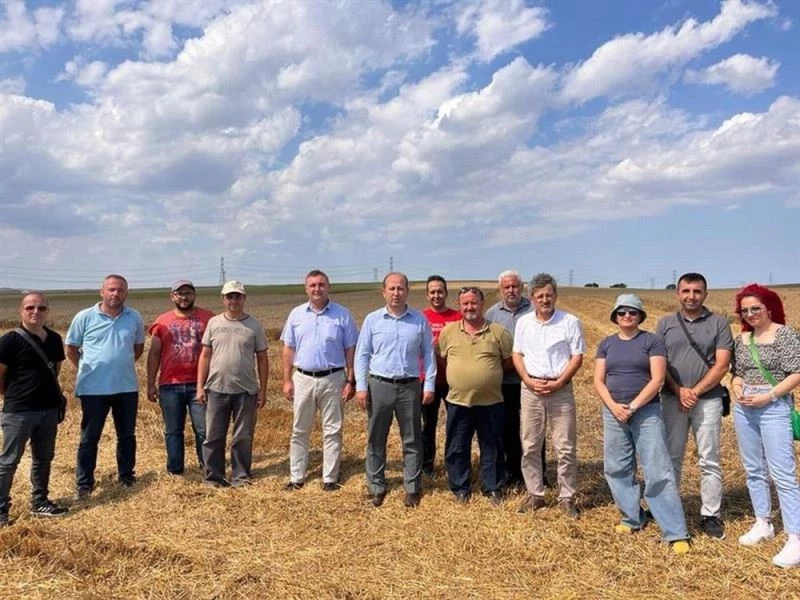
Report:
746,333,779,387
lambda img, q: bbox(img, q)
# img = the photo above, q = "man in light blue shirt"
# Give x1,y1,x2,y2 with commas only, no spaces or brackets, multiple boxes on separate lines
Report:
66,274,145,499
355,272,435,508
281,270,359,491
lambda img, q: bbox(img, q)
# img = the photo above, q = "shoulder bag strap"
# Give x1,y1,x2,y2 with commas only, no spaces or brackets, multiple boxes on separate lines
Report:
746,333,779,386
675,312,713,369
13,327,62,392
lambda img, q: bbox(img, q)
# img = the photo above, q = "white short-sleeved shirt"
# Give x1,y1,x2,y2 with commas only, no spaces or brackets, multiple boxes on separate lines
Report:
513,309,586,379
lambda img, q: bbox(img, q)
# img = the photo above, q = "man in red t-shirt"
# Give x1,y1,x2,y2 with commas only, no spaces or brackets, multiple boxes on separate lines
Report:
146,280,215,474
421,275,462,476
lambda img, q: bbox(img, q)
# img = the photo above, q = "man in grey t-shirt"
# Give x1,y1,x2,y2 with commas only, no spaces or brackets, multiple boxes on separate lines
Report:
655,272,732,539
197,281,269,487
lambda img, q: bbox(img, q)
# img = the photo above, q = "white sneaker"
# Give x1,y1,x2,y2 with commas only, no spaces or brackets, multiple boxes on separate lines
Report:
739,520,775,546
772,539,800,568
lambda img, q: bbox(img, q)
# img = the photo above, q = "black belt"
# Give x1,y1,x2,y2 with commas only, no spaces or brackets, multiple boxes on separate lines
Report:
370,374,418,385
296,367,344,378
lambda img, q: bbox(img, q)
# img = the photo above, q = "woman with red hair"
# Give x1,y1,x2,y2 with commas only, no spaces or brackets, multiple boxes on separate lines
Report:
730,284,800,568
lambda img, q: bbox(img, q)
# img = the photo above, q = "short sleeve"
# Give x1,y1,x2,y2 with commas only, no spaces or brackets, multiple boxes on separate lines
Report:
255,323,268,353
279,310,296,347
135,314,146,344
654,316,667,338
201,321,213,347
568,318,586,355
0,332,15,365
342,310,359,349
499,328,514,360
716,317,734,351
778,326,800,375
65,311,85,347
596,337,609,359
647,333,667,358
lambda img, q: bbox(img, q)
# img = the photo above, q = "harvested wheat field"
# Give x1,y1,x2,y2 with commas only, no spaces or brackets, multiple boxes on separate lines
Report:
1,284,800,599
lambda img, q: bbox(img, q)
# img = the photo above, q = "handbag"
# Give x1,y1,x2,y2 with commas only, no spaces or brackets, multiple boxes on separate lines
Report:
746,333,800,442
675,313,731,416
14,328,67,423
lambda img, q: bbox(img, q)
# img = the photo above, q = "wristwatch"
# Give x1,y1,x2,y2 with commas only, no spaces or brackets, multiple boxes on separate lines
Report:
628,404,637,414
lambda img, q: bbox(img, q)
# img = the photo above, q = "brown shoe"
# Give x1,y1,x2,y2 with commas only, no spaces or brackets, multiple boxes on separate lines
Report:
559,498,579,519
370,492,387,507
404,492,421,508
517,494,546,513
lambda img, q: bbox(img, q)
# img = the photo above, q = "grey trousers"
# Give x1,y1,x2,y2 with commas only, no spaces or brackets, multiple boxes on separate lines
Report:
202,391,257,485
366,377,423,495
0,409,59,511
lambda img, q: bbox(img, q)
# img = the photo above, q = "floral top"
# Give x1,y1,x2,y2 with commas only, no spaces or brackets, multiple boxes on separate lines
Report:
731,325,800,385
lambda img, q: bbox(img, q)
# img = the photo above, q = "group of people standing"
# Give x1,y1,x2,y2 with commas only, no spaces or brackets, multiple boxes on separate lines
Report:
0,270,798,569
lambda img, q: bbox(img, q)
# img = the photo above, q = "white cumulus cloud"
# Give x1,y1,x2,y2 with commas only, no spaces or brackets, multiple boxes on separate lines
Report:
684,53,779,95
457,0,549,62
0,0,64,52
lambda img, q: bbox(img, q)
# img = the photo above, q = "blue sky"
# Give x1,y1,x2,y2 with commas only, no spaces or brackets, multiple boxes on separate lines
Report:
1,0,798,290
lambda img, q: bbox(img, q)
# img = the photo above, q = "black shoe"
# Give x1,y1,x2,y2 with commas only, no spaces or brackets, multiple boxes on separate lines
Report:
119,477,136,488
30,501,69,518
559,498,579,519
205,477,232,488
0,513,9,527
404,492,421,508
232,478,253,488
322,481,341,492
454,492,471,505
75,488,92,501
422,467,436,478
284,481,304,491
487,491,504,508
701,516,726,540
370,492,387,507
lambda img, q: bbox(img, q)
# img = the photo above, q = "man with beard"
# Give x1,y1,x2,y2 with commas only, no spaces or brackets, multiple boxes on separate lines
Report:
67,274,145,499
147,280,215,475
0,292,68,525
513,273,585,518
437,286,513,506
486,270,546,488
420,275,461,476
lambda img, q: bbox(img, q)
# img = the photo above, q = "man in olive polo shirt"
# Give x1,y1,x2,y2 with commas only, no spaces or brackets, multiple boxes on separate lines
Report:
437,286,513,506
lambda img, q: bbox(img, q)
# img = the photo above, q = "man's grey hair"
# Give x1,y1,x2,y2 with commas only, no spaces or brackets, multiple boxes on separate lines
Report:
529,273,557,294
497,269,521,285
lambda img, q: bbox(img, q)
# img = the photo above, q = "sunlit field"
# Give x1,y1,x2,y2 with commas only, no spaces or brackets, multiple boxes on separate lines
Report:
1,284,799,599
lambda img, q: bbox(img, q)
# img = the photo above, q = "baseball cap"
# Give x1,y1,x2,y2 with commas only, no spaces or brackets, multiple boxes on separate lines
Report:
171,279,195,292
221,280,246,295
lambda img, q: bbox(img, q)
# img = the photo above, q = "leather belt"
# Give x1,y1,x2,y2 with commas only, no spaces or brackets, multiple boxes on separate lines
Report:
296,367,344,378
370,374,418,385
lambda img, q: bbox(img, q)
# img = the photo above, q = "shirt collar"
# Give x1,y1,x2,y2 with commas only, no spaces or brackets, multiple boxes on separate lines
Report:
679,306,711,322
305,300,331,314
499,297,531,314
459,319,490,334
381,306,410,319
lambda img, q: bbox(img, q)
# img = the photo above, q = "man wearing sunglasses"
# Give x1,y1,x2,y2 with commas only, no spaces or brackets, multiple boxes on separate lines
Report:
0,293,68,525
67,274,146,499
146,280,215,475
655,272,733,539
512,274,585,518
197,281,268,487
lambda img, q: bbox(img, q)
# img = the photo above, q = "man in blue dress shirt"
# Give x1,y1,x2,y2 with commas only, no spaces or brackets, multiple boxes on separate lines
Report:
355,272,436,508
281,270,359,491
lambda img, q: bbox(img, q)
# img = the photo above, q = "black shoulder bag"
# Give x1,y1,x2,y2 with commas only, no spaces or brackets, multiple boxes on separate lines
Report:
674,314,731,417
14,328,67,423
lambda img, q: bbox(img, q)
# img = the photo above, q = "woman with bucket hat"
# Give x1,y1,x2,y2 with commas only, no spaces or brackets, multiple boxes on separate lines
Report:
594,293,691,555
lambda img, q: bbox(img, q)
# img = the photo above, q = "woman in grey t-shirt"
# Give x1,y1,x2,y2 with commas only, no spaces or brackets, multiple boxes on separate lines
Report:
594,294,690,554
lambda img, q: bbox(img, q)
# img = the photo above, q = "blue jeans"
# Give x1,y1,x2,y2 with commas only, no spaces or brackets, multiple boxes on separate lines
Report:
159,383,206,474
603,403,689,542
445,401,505,494
0,409,59,511
734,396,800,534
76,392,138,490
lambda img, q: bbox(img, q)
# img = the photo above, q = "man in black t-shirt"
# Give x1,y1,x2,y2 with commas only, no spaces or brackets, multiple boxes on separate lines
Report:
0,292,69,525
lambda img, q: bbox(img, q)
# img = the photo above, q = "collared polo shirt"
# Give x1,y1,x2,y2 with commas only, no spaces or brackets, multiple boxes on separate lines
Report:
437,320,513,407
513,309,586,379
655,307,733,399
355,306,435,393
66,304,145,396
280,300,359,371
485,297,532,384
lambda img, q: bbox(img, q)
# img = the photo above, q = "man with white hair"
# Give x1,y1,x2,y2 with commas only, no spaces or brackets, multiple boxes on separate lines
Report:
485,269,546,489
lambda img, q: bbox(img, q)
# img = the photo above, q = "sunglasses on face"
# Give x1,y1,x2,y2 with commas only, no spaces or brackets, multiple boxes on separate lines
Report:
738,306,764,317
615,309,640,318
24,305,48,312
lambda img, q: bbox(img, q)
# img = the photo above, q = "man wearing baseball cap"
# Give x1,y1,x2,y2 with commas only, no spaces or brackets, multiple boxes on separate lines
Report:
197,281,268,486
146,280,215,475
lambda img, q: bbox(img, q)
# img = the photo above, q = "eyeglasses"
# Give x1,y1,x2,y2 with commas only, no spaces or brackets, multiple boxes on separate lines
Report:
23,305,48,312
224,292,243,300
172,290,196,297
615,309,640,317
738,306,764,317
